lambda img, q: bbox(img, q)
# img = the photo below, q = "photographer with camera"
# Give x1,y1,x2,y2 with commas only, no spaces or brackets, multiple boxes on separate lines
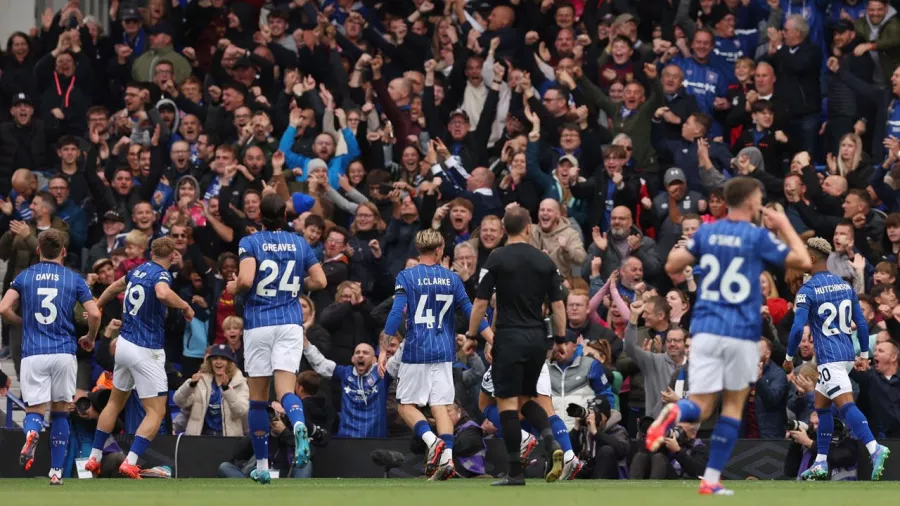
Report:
783,411,862,481
217,401,322,479
567,397,630,479
549,331,616,430
630,419,708,480
70,389,127,478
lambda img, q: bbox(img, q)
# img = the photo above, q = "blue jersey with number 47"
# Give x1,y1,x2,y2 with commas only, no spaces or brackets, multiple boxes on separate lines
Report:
384,264,479,364
121,261,171,350
687,219,789,341
239,230,318,330
12,262,94,358
788,272,868,365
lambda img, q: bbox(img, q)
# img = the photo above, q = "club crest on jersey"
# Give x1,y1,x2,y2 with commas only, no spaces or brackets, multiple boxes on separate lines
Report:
706,71,717,83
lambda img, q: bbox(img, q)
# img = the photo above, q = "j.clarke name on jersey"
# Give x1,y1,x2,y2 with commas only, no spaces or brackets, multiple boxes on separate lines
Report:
416,277,451,287
34,273,60,281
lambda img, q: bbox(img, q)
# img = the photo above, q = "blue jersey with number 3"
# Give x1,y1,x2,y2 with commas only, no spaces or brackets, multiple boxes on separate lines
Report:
12,262,93,358
791,272,867,364
121,261,171,350
239,230,318,330
687,219,789,341
385,264,473,364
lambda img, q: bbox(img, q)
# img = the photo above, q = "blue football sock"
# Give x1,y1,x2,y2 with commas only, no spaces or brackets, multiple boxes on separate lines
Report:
439,433,454,450
549,415,573,453
676,399,701,423
249,401,270,465
839,402,875,448
49,412,69,470
707,416,741,474
815,408,834,462
23,412,44,435
280,393,306,428
414,420,431,440
129,435,150,458
92,429,110,451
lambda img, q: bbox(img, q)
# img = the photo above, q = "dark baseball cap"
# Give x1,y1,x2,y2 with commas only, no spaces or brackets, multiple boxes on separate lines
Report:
208,344,236,363
833,19,856,33
121,6,142,22
103,210,125,223
11,93,32,107
148,22,174,37
449,109,470,122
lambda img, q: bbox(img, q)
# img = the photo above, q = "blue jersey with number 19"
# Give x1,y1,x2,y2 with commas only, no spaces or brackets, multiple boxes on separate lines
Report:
788,272,868,365
239,230,318,330
11,262,94,358
120,261,171,350
687,219,790,341
384,264,476,364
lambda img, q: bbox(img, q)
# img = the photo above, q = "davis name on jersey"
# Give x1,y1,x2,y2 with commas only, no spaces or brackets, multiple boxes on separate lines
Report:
239,230,318,330
12,262,93,358
687,220,789,341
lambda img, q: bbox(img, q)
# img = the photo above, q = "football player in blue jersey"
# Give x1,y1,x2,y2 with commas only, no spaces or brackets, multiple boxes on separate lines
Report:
646,177,811,495
0,230,101,485
227,193,327,485
784,237,890,481
85,236,194,479
381,229,493,481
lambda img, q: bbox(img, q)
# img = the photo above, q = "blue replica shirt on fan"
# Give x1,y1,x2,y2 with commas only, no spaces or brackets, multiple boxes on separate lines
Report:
787,272,869,365
686,219,790,341
712,32,760,85
383,264,488,364
888,100,900,138
238,230,318,330
11,262,94,358
670,55,727,115
120,261,171,350
334,364,389,438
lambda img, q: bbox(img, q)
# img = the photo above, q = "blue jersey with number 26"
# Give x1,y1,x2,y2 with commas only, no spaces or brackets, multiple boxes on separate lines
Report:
687,219,789,341
239,230,318,330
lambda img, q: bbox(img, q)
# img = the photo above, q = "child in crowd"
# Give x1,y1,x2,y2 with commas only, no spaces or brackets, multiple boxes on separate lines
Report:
114,230,148,279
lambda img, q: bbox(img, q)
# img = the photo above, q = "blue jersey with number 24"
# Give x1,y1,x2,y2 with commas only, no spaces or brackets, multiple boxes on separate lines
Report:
239,230,319,330
687,219,789,341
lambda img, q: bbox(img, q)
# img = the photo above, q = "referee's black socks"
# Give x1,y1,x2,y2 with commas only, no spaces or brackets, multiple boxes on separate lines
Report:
521,400,560,455
499,409,524,476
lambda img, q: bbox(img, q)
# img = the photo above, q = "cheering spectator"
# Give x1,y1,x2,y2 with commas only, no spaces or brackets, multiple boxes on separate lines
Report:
174,344,249,436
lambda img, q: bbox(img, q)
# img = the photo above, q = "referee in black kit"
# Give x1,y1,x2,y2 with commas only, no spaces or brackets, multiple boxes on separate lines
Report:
467,205,566,486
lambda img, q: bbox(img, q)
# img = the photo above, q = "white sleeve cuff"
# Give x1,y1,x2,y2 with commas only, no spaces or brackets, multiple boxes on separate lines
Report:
860,352,869,360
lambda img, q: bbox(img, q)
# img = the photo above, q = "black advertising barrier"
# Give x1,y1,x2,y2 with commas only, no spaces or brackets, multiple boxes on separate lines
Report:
0,429,897,480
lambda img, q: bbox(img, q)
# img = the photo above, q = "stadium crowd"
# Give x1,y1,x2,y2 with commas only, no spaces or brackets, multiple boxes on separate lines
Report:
1,0,900,481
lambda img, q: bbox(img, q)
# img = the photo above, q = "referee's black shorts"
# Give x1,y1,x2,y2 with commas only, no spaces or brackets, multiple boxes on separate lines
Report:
491,327,548,399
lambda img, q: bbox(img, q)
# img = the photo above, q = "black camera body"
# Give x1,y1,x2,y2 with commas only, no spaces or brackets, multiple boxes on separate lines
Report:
566,399,599,420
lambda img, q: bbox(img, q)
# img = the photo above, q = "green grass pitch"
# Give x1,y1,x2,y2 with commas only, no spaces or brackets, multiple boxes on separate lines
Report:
0,478,899,506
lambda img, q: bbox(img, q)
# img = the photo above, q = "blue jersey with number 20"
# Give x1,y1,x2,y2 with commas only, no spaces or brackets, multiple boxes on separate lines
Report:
687,219,789,341
239,230,319,330
788,272,869,365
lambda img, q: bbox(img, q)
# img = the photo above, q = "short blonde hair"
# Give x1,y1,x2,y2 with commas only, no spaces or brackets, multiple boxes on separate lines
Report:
222,316,243,331
415,229,444,254
150,236,177,258
125,230,149,249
